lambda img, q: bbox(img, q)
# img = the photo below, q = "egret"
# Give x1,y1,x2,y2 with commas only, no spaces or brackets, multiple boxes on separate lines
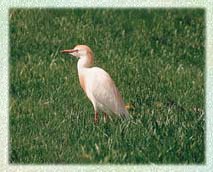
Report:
61,45,129,123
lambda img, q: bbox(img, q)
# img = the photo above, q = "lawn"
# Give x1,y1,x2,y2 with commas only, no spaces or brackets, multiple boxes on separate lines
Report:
9,8,205,164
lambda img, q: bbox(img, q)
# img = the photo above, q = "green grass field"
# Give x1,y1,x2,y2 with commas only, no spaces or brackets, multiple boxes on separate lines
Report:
9,8,205,164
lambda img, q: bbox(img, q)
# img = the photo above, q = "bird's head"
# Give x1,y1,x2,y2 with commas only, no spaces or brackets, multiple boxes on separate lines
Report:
61,45,94,67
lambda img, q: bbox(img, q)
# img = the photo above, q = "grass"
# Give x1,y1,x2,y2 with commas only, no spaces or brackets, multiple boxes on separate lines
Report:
9,8,205,164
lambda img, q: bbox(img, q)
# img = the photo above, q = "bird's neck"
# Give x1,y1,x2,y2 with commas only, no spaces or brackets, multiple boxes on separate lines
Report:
77,55,93,72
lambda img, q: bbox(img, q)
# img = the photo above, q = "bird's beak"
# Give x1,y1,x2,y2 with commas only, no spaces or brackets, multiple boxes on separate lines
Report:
61,49,78,54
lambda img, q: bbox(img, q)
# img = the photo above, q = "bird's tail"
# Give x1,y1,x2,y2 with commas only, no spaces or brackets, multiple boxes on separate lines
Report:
118,103,133,119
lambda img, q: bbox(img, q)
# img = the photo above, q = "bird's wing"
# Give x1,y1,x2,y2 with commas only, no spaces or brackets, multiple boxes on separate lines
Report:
86,67,128,117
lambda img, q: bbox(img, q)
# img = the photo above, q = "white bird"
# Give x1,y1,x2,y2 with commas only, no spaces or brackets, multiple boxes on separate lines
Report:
61,45,129,123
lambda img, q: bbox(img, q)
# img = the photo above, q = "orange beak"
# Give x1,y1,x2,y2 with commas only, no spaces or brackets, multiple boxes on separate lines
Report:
61,49,78,53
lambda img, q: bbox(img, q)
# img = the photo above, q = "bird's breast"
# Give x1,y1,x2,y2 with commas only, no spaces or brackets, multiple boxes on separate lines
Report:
78,74,86,93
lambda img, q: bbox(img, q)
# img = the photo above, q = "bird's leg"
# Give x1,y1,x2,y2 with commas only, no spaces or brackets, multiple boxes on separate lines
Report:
94,111,99,124
104,113,107,123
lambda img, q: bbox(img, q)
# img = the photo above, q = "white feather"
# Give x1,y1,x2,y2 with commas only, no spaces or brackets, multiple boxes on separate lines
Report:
84,67,129,117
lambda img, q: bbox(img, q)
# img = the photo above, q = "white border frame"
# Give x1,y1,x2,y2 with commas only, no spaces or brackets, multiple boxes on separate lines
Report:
1,0,212,171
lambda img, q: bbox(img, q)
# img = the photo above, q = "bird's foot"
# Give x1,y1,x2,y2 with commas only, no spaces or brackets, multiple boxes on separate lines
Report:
94,112,98,124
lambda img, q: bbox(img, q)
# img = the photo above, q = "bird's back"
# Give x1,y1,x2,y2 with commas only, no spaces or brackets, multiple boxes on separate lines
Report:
84,67,129,117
